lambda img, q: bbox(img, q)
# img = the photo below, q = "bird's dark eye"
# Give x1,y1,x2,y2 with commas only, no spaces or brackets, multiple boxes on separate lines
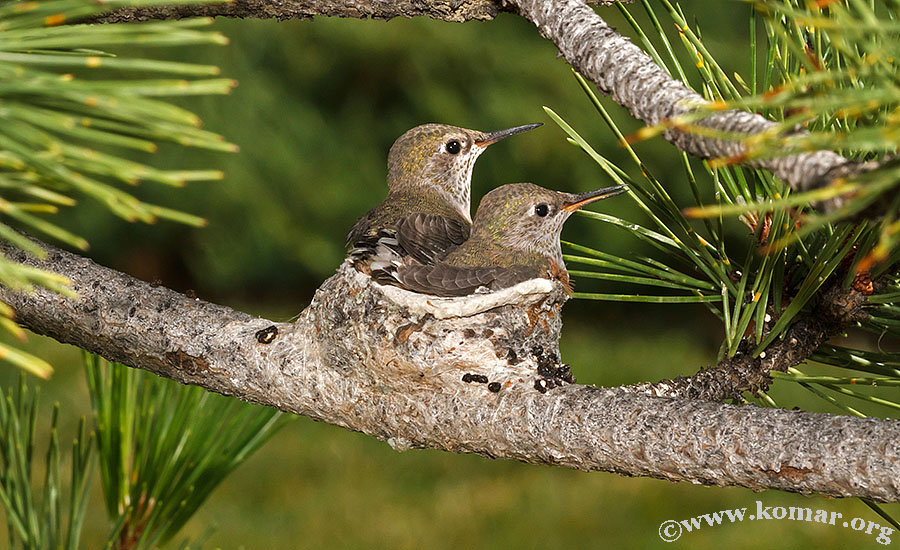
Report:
535,204,549,217
446,140,461,154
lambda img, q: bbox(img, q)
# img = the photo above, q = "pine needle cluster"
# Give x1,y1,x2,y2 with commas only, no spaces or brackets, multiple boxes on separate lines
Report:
0,0,235,377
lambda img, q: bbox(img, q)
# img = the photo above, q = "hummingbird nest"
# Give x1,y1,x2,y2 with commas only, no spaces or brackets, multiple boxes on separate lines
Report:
299,261,575,450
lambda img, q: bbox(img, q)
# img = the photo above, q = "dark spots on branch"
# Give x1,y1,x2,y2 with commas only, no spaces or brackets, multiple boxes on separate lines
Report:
462,373,489,384
533,343,574,392
488,382,501,393
537,363,574,383
165,349,209,375
256,325,278,344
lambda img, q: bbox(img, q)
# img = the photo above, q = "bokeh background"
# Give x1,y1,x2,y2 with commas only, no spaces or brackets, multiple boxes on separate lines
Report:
2,2,899,548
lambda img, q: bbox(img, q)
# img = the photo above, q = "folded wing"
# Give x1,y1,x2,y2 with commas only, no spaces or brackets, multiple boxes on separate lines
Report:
347,212,469,271
374,263,536,297
395,213,470,265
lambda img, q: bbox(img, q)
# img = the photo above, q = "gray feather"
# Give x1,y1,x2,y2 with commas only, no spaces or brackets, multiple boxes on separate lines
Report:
395,213,470,265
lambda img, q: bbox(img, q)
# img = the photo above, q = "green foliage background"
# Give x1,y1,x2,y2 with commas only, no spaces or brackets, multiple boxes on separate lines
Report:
53,13,725,299
2,2,900,548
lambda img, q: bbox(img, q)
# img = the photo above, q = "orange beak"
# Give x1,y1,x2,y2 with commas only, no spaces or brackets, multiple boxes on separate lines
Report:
562,185,627,213
474,123,542,147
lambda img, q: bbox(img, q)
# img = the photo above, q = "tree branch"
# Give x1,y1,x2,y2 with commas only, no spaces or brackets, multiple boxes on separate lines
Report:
85,0,620,24
87,0,506,24
630,278,871,401
1,238,899,502
510,0,868,213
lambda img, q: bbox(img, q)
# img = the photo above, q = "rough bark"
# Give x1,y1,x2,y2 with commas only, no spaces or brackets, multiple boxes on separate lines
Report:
88,0,506,23
86,0,620,24
1,239,899,502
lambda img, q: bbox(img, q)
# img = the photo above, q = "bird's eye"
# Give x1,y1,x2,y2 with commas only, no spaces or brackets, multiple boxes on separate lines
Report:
445,140,461,154
535,204,550,217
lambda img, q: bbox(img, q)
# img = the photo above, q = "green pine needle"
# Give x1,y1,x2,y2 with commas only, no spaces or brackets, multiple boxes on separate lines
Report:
84,354,292,548
553,10,900,526
0,376,96,549
0,0,239,376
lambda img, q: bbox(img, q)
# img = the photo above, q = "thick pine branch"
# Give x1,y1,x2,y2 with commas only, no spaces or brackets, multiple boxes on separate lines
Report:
86,0,620,23
1,238,898,502
510,0,866,212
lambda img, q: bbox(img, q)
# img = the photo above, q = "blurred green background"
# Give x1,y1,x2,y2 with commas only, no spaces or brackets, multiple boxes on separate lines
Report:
2,2,899,548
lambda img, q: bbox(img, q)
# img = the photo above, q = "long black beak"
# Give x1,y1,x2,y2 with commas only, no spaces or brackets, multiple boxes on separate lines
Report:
562,185,627,213
474,123,542,147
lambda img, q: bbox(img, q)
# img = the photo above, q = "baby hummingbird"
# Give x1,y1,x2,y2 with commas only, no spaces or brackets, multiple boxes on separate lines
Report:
346,122,541,272
374,182,625,296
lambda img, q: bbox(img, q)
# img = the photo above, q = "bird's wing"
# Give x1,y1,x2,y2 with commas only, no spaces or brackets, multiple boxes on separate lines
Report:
395,213,470,265
346,211,374,248
374,263,536,297
346,211,408,273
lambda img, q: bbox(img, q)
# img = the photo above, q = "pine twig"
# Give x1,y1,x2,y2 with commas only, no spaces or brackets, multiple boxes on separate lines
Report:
628,276,872,401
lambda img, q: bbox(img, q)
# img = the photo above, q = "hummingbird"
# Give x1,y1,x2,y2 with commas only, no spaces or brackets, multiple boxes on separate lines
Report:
372,182,626,296
346,122,542,273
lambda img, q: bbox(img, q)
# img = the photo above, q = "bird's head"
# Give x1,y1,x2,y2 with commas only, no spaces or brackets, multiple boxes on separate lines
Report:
386,123,541,221
471,182,626,262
